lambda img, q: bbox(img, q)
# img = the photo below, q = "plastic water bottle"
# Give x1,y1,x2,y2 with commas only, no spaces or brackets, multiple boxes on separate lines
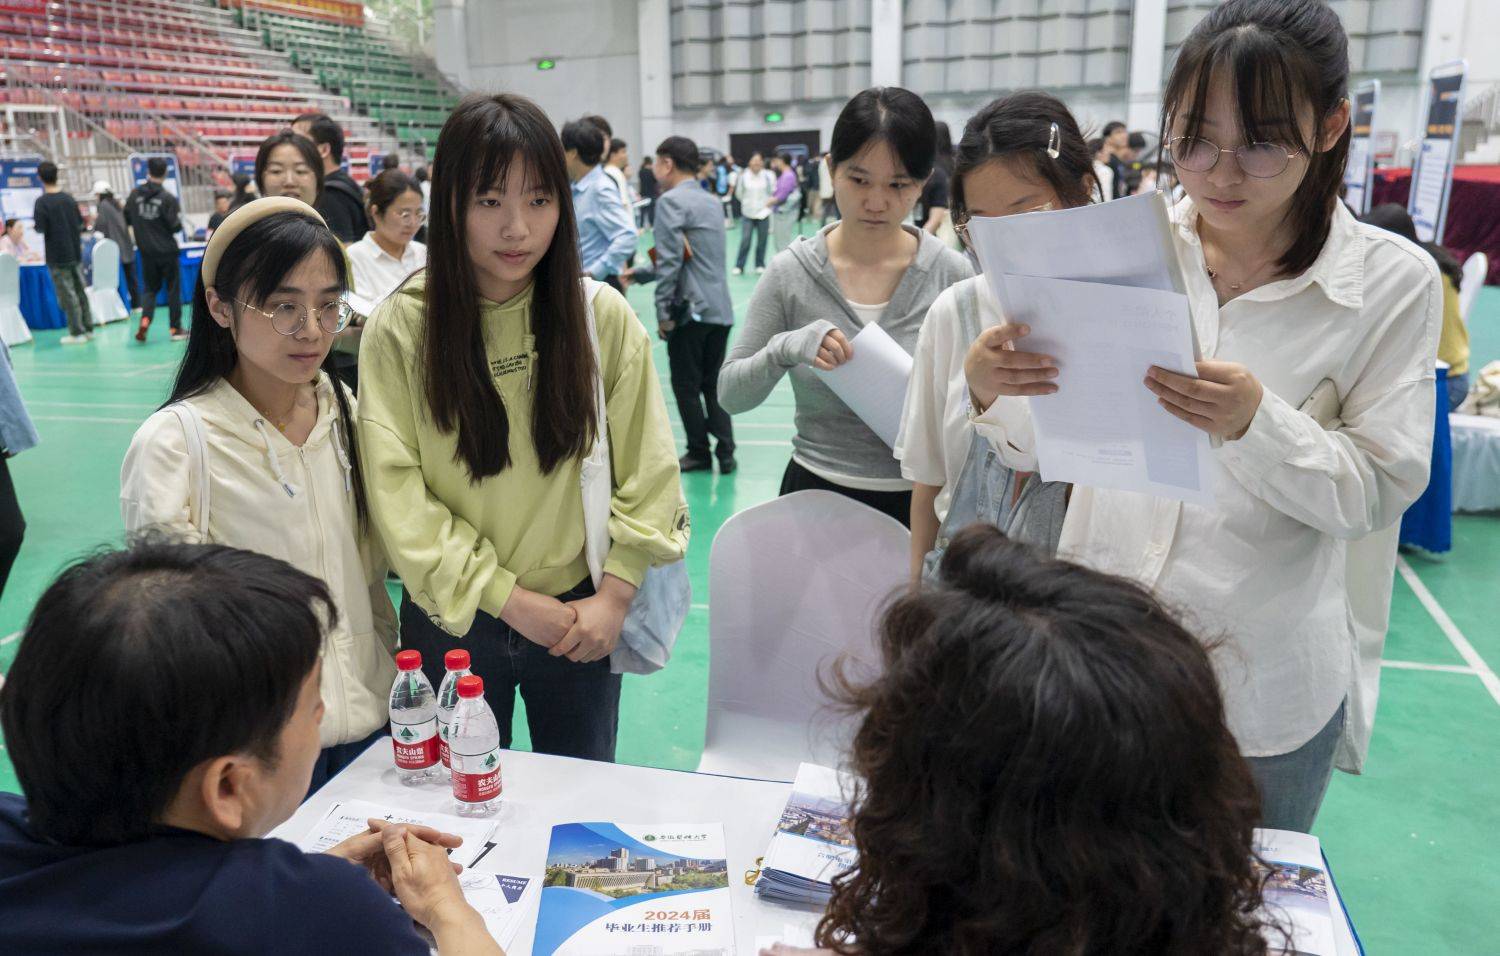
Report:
448,675,502,817
388,649,440,784
435,649,472,775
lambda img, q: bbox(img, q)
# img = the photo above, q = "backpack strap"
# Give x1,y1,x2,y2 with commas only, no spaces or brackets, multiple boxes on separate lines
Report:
164,402,211,539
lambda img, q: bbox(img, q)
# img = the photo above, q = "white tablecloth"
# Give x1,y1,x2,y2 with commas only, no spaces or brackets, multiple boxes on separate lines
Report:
1450,413,1500,513
271,741,1362,955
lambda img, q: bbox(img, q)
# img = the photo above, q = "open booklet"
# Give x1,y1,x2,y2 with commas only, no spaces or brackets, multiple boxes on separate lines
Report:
533,822,735,955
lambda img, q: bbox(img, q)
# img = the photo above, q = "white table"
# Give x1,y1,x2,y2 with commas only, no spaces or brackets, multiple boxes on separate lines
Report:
273,743,823,954
273,742,1362,956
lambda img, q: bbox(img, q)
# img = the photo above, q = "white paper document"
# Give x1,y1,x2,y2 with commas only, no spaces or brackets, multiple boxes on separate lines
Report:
813,322,912,447
1254,829,1339,956
459,871,537,950
297,798,498,869
1003,274,1214,506
966,191,1188,296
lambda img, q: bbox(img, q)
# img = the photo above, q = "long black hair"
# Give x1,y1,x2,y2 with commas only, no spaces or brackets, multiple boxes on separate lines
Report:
951,91,1098,218
1160,0,1350,278
166,210,367,525
829,87,938,181
424,93,596,480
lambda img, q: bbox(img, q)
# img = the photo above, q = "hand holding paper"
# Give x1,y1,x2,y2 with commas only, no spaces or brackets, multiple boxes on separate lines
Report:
963,321,1059,410
813,323,912,447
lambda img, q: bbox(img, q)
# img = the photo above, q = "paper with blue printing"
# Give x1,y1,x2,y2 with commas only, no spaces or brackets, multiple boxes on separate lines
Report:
533,821,733,955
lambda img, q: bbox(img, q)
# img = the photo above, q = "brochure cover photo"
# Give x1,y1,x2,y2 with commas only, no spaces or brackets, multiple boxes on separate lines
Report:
533,821,734,955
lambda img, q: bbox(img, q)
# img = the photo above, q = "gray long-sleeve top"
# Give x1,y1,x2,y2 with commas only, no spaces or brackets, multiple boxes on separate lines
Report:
718,223,972,481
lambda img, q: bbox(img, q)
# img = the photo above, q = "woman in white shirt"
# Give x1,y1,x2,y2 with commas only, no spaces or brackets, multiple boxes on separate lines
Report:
347,170,427,307
963,0,1441,832
121,198,397,794
732,152,777,274
896,92,1096,579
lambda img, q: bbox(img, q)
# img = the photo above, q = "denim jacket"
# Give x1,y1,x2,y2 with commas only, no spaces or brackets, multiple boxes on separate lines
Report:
0,342,36,456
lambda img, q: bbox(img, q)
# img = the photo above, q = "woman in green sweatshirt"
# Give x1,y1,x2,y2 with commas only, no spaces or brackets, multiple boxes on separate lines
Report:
357,94,689,762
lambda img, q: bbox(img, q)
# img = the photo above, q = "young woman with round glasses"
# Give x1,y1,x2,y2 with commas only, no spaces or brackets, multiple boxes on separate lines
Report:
963,0,1443,832
122,198,398,792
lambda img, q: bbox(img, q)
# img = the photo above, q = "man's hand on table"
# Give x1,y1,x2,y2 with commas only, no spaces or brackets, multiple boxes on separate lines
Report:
325,818,464,895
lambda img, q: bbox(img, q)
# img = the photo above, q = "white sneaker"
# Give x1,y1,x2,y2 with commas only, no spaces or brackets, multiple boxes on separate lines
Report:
755,267,766,274
731,267,743,276
59,334,88,345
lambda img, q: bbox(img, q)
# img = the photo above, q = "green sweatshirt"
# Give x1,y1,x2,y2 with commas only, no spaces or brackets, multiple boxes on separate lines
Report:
357,275,689,636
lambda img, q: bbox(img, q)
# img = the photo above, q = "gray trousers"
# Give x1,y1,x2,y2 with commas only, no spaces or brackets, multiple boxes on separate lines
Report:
49,263,94,336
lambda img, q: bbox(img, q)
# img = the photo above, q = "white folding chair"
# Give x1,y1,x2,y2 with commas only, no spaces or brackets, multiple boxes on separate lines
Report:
87,238,130,324
699,490,910,780
0,253,31,346
1458,252,1487,326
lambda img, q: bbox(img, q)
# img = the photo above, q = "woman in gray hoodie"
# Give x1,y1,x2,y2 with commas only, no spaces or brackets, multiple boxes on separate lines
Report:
719,87,972,526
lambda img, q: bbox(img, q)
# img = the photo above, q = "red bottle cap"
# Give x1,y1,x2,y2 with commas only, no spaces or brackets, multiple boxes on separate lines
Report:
444,649,471,671
395,650,422,671
456,675,484,699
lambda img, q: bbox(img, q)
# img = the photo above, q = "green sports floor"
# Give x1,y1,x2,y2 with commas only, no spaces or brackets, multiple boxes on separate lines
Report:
1,224,1497,954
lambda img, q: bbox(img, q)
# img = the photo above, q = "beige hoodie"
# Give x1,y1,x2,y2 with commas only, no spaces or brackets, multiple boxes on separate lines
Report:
120,374,398,749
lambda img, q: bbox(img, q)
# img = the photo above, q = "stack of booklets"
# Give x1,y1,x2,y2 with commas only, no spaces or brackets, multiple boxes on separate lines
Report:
1254,828,1349,956
532,821,735,955
754,763,857,907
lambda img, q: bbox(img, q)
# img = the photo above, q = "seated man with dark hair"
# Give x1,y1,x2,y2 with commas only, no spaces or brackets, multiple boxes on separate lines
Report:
0,540,503,955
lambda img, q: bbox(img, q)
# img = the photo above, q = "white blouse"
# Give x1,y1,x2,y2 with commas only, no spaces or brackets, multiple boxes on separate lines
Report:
895,275,992,520
347,234,426,307
969,198,1443,757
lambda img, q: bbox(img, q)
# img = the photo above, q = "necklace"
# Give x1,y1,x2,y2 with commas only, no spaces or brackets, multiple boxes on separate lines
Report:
270,390,301,432
1205,254,1279,291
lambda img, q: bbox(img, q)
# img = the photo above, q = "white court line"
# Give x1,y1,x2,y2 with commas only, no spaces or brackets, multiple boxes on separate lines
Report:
32,415,141,425
690,604,709,612
1396,556,1500,706
28,400,156,410
1382,659,1479,675
0,631,19,646
122,362,178,378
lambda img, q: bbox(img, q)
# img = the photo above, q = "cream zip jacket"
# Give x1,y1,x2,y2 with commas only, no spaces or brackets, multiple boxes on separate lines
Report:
120,374,398,749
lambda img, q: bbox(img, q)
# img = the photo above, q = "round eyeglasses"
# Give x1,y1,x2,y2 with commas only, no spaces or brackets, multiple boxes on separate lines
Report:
953,201,1055,248
234,298,353,336
1167,136,1302,179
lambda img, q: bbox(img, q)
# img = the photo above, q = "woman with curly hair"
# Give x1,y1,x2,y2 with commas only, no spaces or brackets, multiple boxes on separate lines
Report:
764,523,1281,956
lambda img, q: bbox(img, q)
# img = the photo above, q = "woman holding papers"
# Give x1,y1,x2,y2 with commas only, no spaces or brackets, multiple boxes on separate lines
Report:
962,0,1441,832
120,198,397,792
356,94,688,763
719,87,971,526
896,92,1096,578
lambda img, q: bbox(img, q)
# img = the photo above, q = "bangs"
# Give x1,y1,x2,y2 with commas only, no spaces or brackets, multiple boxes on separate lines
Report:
1169,25,1317,152
459,102,568,201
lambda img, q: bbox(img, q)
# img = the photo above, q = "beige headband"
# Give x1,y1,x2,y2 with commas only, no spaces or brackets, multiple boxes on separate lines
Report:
200,196,329,288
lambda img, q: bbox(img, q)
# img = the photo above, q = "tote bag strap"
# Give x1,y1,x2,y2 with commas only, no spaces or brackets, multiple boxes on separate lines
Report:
165,402,211,538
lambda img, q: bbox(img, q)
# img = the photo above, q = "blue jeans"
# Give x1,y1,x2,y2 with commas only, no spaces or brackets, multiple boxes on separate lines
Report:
306,726,386,797
1447,371,1470,412
735,216,769,269
398,579,621,762
1246,700,1346,832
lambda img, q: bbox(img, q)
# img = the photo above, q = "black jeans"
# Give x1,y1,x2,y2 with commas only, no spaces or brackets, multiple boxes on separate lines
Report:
0,457,25,602
780,458,911,528
735,216,769,270
140,252,182,329
398,579,621,762
667,321,734,462
121,253,142,312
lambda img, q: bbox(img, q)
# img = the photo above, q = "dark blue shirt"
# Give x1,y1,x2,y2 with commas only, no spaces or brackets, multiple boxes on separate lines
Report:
0,792,429,955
